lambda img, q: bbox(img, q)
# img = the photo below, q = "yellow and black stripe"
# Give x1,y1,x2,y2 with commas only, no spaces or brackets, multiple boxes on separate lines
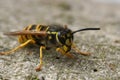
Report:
18,24,49,44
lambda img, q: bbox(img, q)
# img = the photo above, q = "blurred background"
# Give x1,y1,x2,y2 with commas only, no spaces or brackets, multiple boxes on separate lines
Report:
0,0,120,40
0,0,120,80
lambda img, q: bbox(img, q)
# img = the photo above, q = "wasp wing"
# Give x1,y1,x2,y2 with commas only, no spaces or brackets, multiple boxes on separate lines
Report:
4,30,47,36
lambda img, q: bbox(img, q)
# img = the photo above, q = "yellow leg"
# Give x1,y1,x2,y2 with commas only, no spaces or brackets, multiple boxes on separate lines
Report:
56,48,74,58
35,46,45,71
0,39,35,55
72,43,91,56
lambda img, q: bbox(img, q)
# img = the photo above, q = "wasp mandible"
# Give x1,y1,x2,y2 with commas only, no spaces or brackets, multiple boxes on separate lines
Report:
0,24,100,71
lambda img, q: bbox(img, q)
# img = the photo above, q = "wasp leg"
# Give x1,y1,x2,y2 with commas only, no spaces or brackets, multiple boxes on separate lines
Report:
56,48,74,58
72,43,91,56
0,39,35,55
35,46,45,71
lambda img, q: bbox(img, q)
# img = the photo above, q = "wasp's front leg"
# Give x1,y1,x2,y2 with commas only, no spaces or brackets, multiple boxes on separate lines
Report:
72,43,91,56
56,48,74,58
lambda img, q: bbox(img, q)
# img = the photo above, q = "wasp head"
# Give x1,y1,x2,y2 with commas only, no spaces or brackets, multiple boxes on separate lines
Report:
58,29,73,52
57,27,100,52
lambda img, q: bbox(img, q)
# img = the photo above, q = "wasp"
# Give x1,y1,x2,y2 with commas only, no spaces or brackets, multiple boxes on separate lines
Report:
0,24,100,71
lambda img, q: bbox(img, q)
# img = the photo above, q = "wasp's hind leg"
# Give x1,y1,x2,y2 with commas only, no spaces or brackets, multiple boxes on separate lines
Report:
72,43,91,56
56,48,74,58
35,46,45,71
0,39,35,55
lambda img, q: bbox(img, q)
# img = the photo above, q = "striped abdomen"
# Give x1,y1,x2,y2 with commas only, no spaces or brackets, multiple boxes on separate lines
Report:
18,25,49,45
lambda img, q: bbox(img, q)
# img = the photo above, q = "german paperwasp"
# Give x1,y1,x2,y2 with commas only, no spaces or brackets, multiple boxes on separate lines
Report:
0,24,100,71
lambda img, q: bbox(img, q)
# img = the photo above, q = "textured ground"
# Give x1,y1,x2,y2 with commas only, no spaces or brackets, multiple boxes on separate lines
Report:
0,0,120,80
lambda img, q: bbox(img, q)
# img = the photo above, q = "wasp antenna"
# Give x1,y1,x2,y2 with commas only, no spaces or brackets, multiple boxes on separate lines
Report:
72,28,100,34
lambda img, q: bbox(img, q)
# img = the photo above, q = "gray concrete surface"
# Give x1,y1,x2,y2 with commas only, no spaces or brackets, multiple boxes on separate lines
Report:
0,0,120,80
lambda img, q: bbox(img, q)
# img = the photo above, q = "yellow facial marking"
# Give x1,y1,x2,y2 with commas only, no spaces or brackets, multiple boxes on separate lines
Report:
65,39,71,46
63,45,68,52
